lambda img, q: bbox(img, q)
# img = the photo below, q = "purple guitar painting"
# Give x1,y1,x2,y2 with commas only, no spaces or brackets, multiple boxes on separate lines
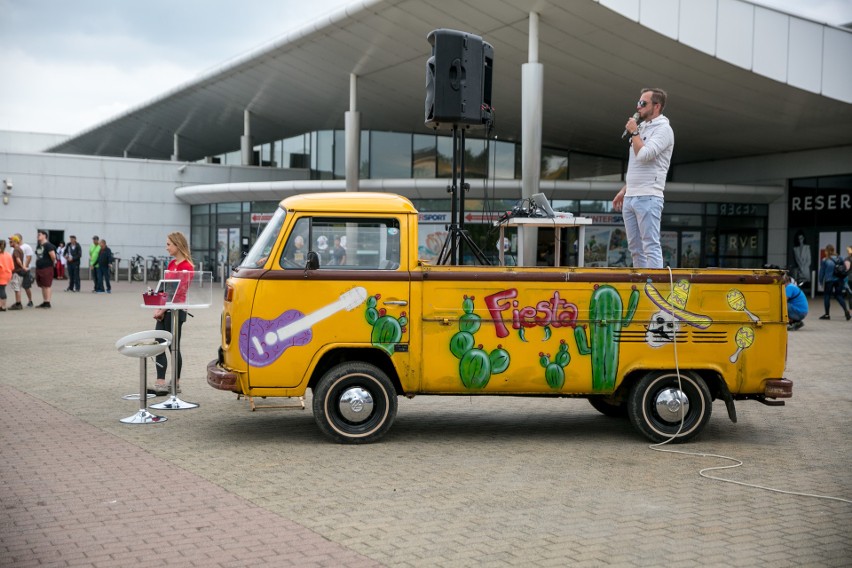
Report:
239,286,368,367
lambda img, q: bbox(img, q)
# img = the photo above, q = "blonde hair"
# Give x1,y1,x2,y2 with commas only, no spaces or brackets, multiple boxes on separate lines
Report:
168,231,194,266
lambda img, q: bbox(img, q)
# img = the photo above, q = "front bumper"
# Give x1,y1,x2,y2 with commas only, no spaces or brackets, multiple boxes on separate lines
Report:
207,358,240,392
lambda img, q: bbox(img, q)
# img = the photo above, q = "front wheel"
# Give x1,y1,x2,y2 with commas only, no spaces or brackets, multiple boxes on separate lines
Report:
627,371,712,443
312,362,397,444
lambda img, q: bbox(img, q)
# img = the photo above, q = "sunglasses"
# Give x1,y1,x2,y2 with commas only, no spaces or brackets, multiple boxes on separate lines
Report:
637,100,649,108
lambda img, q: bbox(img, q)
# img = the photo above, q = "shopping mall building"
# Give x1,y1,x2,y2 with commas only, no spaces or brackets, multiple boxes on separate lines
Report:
2,0,851,281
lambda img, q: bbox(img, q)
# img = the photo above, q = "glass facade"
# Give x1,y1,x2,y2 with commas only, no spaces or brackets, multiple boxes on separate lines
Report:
243,129,631,184
786,174,852,286
197,129,777,277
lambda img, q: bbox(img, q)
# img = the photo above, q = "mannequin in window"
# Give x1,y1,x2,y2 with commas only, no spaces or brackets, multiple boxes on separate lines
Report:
792,231,811,285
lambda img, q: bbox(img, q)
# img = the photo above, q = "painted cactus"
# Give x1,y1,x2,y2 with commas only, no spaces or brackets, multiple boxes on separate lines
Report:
365,294,408,356
539,339,571,390
450,295,510,389
574,285,639,391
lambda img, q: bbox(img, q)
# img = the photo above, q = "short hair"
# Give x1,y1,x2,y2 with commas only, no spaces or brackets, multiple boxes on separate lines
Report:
641,88,668,111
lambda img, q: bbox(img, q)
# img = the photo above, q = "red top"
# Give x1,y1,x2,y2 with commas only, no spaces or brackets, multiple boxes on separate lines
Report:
165,259,194,304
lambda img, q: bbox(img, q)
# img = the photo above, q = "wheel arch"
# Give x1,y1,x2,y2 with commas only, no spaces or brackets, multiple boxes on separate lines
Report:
615,367,726,401
307,347,403,395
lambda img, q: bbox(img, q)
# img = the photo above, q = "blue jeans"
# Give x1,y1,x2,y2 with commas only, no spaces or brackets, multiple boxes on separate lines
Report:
622,195,664,268
95,265,110,291
787,307,807,323
67,262,80,291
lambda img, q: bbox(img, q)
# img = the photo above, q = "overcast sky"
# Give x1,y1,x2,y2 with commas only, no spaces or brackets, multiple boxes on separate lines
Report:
1,0,850,136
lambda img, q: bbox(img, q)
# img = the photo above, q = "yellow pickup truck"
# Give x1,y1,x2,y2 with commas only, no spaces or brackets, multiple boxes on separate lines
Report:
207,192,792,444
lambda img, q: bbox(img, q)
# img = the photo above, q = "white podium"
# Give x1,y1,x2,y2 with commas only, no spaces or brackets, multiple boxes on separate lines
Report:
497,216,593,267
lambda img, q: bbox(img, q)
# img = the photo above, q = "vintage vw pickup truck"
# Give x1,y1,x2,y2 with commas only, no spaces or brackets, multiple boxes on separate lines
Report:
207,192,792,444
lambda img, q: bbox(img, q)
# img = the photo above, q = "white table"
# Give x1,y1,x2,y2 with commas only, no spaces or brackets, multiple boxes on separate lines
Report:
497,216,593,267
141,302,210,410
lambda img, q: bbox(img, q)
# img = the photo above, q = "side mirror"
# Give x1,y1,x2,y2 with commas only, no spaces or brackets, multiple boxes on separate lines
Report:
306,251,320,271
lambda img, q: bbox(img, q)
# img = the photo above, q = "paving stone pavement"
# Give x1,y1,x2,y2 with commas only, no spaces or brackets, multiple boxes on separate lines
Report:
1,280,850,567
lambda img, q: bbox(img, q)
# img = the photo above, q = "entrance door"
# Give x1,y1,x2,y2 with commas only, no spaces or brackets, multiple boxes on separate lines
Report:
217,227,241,274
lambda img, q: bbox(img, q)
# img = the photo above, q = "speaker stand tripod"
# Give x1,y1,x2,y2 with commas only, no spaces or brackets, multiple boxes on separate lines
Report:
436,125,490,266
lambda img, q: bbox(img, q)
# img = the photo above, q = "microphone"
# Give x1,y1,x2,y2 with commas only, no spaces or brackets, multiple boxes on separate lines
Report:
622,112,640,139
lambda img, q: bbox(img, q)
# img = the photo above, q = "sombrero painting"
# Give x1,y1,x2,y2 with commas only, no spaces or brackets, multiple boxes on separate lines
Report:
644,279,713,329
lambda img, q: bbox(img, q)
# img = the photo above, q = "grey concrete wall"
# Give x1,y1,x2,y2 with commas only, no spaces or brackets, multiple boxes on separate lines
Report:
673,146,852,186
0,151,307,268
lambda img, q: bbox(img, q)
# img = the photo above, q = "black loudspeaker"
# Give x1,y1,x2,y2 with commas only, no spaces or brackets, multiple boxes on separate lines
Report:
425,29,493,129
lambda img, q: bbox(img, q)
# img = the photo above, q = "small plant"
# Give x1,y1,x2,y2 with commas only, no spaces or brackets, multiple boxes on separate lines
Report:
450,295,510,389
539,340,571,389
365,293,407,356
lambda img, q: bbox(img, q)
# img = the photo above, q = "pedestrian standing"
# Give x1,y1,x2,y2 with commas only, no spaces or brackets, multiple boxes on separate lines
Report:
55,241,67,280
331,235,347,266
17,233,35,307
34,229,57,308
89,236,101,292
8,236,26,310
151,232,194,395
64,235,82,292
0,239,12,311
96,239,113,294
817,244,850,321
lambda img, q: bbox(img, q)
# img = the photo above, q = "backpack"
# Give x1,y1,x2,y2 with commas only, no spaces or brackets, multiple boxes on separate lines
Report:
833,256,849,279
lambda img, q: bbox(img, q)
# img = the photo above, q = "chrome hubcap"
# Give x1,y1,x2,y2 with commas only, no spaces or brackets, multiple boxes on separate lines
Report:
654,387,689,423
338,387,374,423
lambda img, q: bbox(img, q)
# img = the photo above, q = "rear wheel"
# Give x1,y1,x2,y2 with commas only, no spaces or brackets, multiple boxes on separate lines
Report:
312,362,397,444
627,371,712,443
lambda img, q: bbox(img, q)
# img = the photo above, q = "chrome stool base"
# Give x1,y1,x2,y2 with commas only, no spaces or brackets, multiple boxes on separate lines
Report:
150,396,199,410
122,393,156,400
120,409,167,424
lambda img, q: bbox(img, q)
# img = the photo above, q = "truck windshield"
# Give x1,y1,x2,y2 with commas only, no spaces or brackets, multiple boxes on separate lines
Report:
240,208,287,269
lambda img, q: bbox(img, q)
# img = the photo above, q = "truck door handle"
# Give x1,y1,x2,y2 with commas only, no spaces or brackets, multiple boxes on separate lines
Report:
383,300,408,306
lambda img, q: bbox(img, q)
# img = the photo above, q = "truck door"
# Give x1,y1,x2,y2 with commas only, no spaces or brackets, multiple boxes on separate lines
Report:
244,215,410,390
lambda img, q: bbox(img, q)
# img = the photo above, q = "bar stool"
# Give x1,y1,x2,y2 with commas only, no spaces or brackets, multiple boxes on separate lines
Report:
115,330,173,424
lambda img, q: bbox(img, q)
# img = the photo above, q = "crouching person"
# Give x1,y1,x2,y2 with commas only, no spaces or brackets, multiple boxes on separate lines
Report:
785,274,808,331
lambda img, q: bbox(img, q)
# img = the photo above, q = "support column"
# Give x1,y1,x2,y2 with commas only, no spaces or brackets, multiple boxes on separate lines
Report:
240,110,253,166
345,73,361,191
171,133,180,161
521,12,544,266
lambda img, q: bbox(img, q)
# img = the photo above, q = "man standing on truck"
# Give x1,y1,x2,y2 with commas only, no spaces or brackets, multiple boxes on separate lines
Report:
611,88,674,269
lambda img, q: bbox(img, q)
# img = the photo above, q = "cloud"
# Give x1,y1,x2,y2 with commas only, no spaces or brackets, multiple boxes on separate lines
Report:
0,48,193,133
0,0,352,133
